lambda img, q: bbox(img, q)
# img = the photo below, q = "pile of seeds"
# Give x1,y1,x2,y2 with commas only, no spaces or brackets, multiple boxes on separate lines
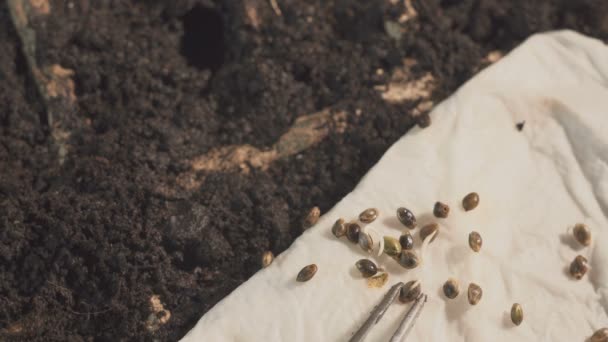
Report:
281,192,602,337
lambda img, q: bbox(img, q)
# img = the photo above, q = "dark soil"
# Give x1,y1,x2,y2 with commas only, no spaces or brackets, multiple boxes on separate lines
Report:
1,0,607,340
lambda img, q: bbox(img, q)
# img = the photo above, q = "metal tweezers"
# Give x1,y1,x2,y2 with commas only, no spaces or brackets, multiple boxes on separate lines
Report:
349,282,427,342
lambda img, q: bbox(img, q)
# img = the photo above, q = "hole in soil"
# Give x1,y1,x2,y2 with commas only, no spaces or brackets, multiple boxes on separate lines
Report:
180,5,225,71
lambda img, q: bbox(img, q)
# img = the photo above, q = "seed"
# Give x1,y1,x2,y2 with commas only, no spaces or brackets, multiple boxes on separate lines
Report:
332,218,346,238
396,207,416,229
367,272,389,288
516,121,525,131
399,280,421,303
462,192,479,211
356,259,378,278
443,278,459,299
467,283,482,305
417,112,431,128
399,232,414,250
261,251,274,268
433,202,450,218
420,223,439,243
303,206,321,229
383,236,402,257
397,250,419,269
359,208,379,223
591,328,608,342
468,231,482,252
358,231,374,253
296,264,318,282
573,223,591,247
346,222,361,244
569,255,588,279
511,303,523,326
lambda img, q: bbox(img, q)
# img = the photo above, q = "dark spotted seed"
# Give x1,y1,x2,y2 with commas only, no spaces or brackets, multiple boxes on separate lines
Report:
383,236,402,257
355,259,378,278
359,208,379,223
511,303,523,326
358,232,374,253
399,232,414,250
591,328,608,342
261,251,274,268
296,264,318,282
399,280,421,303
468,231,482,252
396,207,416,229
332,218,346,238
462,192,480,211
573,223,591,247
420,223,439,243
569,255,588,279
443,278,459,299
467,283,482,305
346,223,361,244
303,207,321,229
397,250,419,269
433,202,450,218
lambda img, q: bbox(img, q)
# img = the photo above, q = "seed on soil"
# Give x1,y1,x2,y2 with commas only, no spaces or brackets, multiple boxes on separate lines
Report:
420,223,439,243
516,121,525,131
396,207,417,229
303,206,321,229
359,208,379,223
399,232,414,250
296,264,318,282
358,231,374,253
591,328,608,342
332,218,346,238
399,280,421,303
569,255,588,279
433,201,450,218
367,272,389,288
468,231,482,252
383,236,402,257
346,222,361,243
443,278,459,299
462,192,479,211
573,223,591,247
417,112,431,128
261,251,274,268
511,303,523,326
355,259,378,278
397,250,420,269
467,283,482,305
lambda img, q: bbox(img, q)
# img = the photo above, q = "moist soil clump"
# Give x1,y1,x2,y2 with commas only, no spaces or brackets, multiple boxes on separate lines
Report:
1,0,607,340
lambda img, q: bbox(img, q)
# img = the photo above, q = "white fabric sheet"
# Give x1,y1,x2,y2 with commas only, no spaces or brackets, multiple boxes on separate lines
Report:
181,30,608,341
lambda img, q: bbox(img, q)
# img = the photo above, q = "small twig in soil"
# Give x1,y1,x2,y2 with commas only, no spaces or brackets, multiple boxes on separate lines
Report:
269,0,282,16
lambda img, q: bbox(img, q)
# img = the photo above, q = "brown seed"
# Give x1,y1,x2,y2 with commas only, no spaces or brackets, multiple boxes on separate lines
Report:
511,303,523,326
573,223,591,247
420,223,439,243
346,222,361,244
303,206,321,229
355,259,378,278
468,231,482,252
417,112,431,128
332,218,346,238
261,251,274,268
433,202,450,218
296,264,318,282
396,207,416,229
399,280,421,303
467,283,482,305
462,192,479,211
443,278,459,299
359,208,379,223
397,250,419,269
591,328,608,342
383,236,402,257
358,232,374,253
399,232,414,250
569,255,588,280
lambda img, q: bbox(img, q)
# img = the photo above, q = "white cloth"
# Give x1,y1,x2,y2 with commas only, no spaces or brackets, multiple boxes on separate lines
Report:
181,30,608,342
